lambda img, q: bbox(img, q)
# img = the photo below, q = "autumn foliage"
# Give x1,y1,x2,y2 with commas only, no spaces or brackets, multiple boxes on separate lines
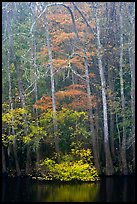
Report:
34,84,97,111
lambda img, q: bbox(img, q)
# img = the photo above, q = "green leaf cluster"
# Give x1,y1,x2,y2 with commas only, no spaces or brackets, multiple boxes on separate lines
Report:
39,148,99,182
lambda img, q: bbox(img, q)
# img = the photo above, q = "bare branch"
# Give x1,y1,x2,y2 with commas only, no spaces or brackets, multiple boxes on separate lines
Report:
72,2,96,36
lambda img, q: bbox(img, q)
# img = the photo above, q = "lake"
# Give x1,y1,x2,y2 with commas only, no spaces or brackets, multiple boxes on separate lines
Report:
2,176,135,202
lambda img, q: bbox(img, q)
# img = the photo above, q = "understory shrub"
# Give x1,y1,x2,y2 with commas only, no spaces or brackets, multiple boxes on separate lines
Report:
39,148,99,182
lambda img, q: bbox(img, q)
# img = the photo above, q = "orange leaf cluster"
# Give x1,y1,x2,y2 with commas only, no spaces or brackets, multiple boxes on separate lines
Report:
70,55,84,70
75,22,87,31
38,46,48,56
52,32,75,45
47,13,72,25
34,84,97,111
34,96,53,110
67,95,96,110
90,20,96,29
55,89,85,100
89,72,95,78
52,59,68,69
65,84,86,90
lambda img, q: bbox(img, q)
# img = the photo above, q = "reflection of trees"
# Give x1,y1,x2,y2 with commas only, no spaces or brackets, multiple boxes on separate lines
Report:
106,178,114,202
39,183,100,202
122,178,127,202
2,178,6,202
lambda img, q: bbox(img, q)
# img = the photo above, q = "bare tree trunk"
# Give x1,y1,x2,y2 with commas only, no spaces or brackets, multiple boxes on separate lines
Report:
84,53,101,174
119,3,128,175
94,3,114,175
116,114,122,173
44,12,60,160
30,2,40,170
2,146,6,174
94,105,100,161
10,3,31,175
6,6,21,176
128,2,135,171
14,58,31,174
71,3,100,173
105,2,115,159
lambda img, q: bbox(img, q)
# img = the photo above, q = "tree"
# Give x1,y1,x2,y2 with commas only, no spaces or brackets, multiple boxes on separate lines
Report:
5,3,21,176
119,2,128,175
128,2,135,170
93,2,114,175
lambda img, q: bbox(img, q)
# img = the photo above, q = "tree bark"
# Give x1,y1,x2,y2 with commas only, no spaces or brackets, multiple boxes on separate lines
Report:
6,5,21,176
71,3,100,173
44,11,60,160
30,2,40,169
84,54,101,174
119,3,128,175
11,3,31,175
94,3,114,175
128,2,135,171
2,146,7,174
104,2,116,159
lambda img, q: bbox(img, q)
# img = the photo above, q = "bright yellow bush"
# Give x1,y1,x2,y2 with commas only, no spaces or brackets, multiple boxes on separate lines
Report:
39,149,99,182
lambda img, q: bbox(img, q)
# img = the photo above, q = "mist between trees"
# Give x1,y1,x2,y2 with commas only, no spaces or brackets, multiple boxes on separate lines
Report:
2,2,135,178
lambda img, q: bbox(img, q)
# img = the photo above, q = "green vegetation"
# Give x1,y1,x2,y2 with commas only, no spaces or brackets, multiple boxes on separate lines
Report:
39,149,99,181
2,2,135,179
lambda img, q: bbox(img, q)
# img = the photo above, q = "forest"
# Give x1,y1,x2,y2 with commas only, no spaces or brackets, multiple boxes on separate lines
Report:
2,2,135,182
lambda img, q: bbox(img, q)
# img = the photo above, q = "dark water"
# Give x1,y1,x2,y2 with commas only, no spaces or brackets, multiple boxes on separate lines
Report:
2,176,135,202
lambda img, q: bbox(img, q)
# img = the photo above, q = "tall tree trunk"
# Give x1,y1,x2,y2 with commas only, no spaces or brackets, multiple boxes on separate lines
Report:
30,2,40,170
11,3,31,175
105,2,116,158
94,104,100,161
14,58,31,174
116,114,122,173
6,6,21,176
128,2,135,171
44,12,60,160
71,3,100,173
2,146,7,174
84,53,101,174
119,3,128,175
94,3,114,175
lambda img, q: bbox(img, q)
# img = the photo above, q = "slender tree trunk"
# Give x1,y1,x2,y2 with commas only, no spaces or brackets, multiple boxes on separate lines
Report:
44,12,60,160
12,40,30,175
2,146,6,174
84,53,101,174
94,3,114,175
119,3,128,175
71,3,100,173
30,3,40,169
105,2,115,158
94,105,100,161
6,6,21,176
128,2,135,171
10,3,31,175
116,114,122,173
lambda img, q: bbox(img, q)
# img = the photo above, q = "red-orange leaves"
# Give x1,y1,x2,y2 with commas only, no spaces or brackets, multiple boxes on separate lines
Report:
52,59,68,70
47,13,72,26
34,84,97,111
55,89,85,99
34,96,53,110
52,32,75,45
67,95,96,110
89,72,95,78
55,84,97,111
65,84,86,90
70,55,85,70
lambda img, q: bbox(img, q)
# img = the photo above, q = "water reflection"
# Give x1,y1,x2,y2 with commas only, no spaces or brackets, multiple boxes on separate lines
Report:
96,177,135,202
34,183,100,202
2,176,135,202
